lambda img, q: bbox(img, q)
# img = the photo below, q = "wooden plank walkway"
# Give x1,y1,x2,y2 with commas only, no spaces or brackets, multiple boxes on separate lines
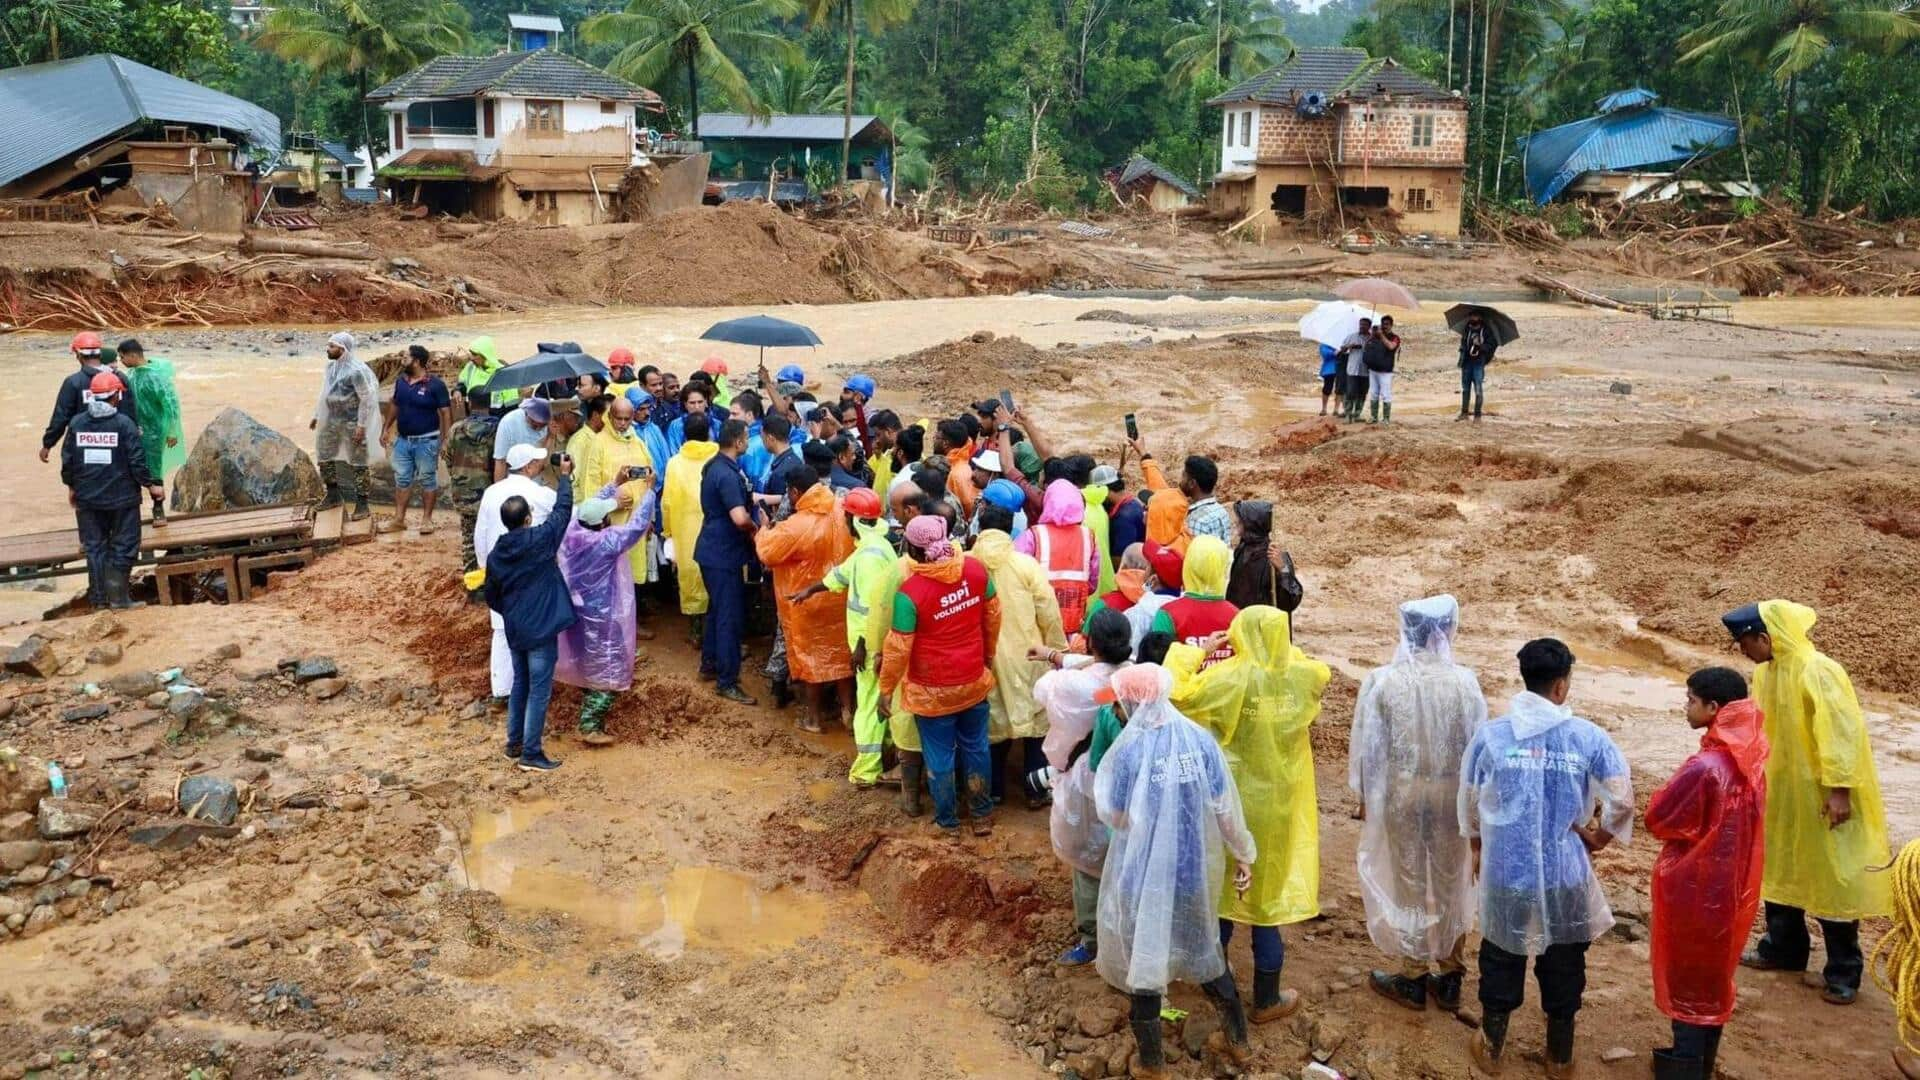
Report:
0,504,315,574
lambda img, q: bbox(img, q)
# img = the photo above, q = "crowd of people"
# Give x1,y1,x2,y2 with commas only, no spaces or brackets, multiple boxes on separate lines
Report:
39,326,1900,1079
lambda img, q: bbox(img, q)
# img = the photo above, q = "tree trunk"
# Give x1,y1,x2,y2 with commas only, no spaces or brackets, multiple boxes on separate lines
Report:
1462,0,1473,112
1780,74,1796,195
1447,0,1456,88
687,58,700,138
1477,0,1493,195
358,70,375,172
1494,91,1510,196
842,1,856,192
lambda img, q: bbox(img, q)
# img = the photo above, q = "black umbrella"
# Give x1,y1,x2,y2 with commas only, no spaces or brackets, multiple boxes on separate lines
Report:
698,315,822,366
481,341,606,395
1443,303,1520,345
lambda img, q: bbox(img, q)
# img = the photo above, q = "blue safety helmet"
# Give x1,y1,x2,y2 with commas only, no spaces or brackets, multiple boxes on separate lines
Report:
981,479,1025,514
777,363,805,385
844,374,877,400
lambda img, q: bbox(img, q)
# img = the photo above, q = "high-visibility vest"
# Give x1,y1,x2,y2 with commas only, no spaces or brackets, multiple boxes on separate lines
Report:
1034,522,1093,630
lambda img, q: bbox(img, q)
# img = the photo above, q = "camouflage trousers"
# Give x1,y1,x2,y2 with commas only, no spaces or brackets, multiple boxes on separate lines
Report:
579,690,617,733
324,460,370,499
456,494,482,572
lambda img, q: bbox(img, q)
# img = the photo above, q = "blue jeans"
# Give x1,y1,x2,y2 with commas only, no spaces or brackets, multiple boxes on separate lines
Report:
391,433,440,490
1220,919,1285,972
917,700,993,829
507,639,558,759
1460,363,1486,414
699,562,746,690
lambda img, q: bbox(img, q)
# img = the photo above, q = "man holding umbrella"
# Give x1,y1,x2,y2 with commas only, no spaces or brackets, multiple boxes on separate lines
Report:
1458,309,1500,421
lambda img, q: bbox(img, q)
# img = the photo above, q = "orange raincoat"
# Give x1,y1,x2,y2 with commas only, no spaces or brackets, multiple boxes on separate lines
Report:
756,484,856,683
1142,458,1191,553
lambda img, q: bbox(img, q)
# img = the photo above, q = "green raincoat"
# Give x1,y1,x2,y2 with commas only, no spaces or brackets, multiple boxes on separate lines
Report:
125,356,185,478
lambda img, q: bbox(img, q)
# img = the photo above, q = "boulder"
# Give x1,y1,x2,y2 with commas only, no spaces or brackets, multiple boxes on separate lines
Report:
0,811,37,842
86,643,124,666
292,656,339,684
1075,1005,1123,1039
4,636,58,678
178,775,241,826
171,408,324,513
37,799,102,839
1,757,53,815
0,840,49,871
128,818,241,850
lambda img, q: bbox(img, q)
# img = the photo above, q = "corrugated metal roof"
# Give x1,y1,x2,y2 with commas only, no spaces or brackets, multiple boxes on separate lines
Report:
508,13,563,32
1116,155,1200,198
318,140,359,166
1595,87,1660,114
0,53,281,189
1518,94,1738,204
368,51,658,105
1210,48,1454,106
697,113,892,143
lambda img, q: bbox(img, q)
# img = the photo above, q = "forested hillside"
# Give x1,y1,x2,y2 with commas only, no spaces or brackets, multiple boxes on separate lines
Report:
5,0,1917,216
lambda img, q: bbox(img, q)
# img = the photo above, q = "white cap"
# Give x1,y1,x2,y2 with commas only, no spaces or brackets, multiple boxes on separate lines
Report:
505,444,545,470
970,449,1003,473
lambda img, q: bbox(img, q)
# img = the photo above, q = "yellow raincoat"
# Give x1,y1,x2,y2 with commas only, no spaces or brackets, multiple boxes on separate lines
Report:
1753,600,1892,920
661,440,719,614
1083,485,1116,596
583,422,656,581
1168,605,1332,926
971,529,1066,741
825,516,900,782
877,554,919,751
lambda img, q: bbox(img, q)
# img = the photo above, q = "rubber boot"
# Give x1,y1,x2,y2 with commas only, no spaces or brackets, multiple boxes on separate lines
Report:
1367,398,1379,423
1651,1050,1704,1080
317,465,343,511
1128,998,1168,1078
897,752,925,817
1201,975,1254,1065
1472,1010,1510,1074
770,676,793,709
1701,1027,1722,1078
1251,968,1300,1023
107,568,146,610
1545,1015,1577,1079
1382,402,1392,423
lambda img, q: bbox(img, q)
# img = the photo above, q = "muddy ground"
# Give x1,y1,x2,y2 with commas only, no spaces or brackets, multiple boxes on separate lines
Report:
3,293,1920,1079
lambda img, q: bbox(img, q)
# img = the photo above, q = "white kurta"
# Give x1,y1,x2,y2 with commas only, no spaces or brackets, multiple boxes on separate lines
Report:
474,474,557,697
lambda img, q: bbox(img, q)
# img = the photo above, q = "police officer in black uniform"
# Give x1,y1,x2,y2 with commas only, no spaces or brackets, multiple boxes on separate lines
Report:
62,371,162,609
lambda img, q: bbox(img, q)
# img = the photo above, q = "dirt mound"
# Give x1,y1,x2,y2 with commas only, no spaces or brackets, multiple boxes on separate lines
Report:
864,332,1081,409
1526,453,1920,695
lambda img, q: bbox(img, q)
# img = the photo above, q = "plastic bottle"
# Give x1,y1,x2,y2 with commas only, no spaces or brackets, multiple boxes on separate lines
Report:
48,762,68,798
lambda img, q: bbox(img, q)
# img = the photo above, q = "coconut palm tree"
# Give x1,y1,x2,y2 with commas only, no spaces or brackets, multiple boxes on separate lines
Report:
805,0,919,191
1166,0,1294,89
3,0,115,64
1680,0,1919,180
756,52,836,114
582,0,801,138
257,0,472,162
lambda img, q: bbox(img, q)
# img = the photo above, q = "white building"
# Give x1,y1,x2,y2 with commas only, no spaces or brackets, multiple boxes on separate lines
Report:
366,50,661,224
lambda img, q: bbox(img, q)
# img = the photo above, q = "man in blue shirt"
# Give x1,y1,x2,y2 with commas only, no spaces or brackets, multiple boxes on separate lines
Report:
383,345,452,533
697,418,760,704
755,413,799,508
483,458,576,772
1460,638,1633,1079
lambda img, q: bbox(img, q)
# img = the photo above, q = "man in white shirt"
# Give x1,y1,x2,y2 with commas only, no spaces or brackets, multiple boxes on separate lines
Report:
476,444,558,699
1341,319,1373,423
491,398,552,481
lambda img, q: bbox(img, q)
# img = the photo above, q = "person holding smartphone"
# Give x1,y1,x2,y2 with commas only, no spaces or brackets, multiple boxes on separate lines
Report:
581,396,662,639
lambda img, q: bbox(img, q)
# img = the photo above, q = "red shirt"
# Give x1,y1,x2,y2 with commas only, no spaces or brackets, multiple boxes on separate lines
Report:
897,557,992,688
1159,596,1239,668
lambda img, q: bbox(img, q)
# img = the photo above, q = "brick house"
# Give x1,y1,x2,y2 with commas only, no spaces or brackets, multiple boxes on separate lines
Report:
1209,47,1467,237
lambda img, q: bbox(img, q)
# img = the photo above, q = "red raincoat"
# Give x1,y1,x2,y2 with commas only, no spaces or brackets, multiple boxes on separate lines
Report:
1647,698,1769,1026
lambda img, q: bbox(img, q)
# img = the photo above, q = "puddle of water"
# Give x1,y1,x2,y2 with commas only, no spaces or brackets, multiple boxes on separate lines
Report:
462,804,826,958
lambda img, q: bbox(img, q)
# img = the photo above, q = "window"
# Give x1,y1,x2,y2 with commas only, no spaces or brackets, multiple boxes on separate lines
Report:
391,113,404,150
600,100,615,114
1411,113,1435,148
484,100,495,138
1405,188,1433,212
1224,112,1234,147
1270,184,1307,215
527,99,563,135
1240,111,1252,147
405,99,477,135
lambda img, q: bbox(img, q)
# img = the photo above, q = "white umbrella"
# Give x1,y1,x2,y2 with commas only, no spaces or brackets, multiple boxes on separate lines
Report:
1298,300,1377,348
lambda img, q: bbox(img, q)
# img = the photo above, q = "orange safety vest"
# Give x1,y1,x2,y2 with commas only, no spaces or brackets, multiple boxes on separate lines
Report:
1033,522,1093,631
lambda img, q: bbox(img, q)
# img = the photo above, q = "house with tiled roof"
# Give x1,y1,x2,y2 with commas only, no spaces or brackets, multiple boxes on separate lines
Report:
1208,47,1467,237
365,50,663,224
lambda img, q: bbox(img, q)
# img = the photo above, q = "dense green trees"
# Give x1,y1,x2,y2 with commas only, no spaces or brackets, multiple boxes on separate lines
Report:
580,0,801,136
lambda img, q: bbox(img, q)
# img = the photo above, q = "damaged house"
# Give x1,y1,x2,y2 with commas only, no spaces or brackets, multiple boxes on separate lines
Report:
1208,47,1466,237
0,53,280,231
368,49,669,224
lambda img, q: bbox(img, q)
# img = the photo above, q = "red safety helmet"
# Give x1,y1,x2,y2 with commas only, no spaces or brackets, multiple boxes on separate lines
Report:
71,331,103,354
88,370,124,396
843,487,883,520
607,346,636,368
700,355,728,375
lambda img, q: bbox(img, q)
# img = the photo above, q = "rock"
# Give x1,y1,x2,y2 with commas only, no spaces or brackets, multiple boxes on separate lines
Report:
307,677,349,701
128,818,241,850
1608,381,1633,395
243,746,283,762
212,643,243,660
1311,1019,1347,1063
292,656,339,684
1,762,52,815
4,636,58,678
1600,1047,1636,1064
144,691,170,709
0,812,37,842
12,864,49,885
0,840,48,871
459,699,488,721
1075,1004,1123,1039
986,993,1021,1020
235,662,279,682
0,699,13,721
61,703,111,723
337,793,369,812
38,799,102,839
107,671,165,698
171,408,325,513
178,776,240,826
22,904,58,936
1179,1011,1217,1058
1064,1052,1106,1079
86,643,124,666
0,896,21,919
56,658,87,677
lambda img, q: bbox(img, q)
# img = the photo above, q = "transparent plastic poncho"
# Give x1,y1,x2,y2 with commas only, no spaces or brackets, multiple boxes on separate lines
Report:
1036,660,1121,877
1095,664,1257,995
554,489,656,692
1349,595,1487,963
1459,690,1634,955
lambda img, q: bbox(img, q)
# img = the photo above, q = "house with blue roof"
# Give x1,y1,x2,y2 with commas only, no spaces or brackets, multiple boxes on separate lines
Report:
1517,89,1747,205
